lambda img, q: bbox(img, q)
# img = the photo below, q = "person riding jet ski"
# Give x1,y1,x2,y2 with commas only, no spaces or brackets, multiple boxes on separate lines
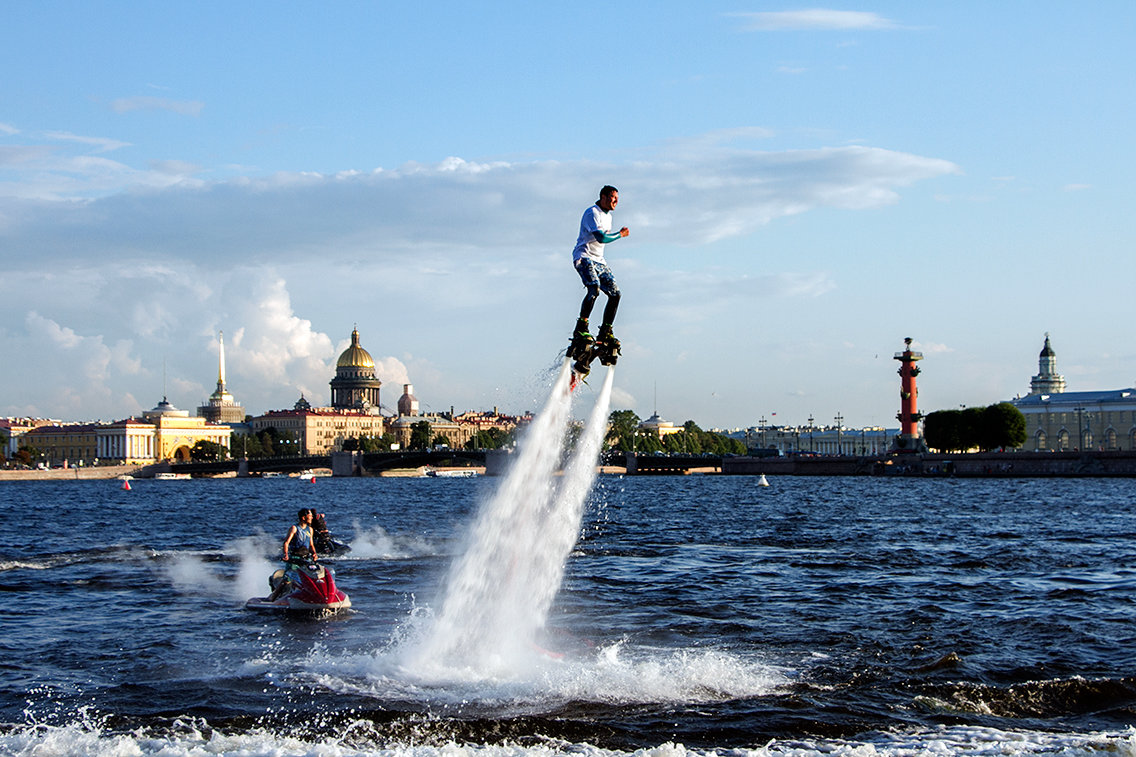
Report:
246,508,350,614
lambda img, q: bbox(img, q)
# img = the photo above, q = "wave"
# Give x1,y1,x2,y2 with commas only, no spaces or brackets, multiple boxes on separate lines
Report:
0,545,159,573
3,718,1136,757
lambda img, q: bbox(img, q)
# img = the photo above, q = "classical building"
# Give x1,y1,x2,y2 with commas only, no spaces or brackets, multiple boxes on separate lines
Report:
20,423,99,466
1011,335,1136,451
250,395,386,456
2,417,59,457
453,408,534,436
639,412,683,439
387,383,473,449
247,328,388,454
330,327,382,412
198,331,245,424
728,424,895,456
23,397,233,466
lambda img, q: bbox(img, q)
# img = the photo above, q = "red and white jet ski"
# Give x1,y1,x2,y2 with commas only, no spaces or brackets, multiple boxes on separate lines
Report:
245,559,351,615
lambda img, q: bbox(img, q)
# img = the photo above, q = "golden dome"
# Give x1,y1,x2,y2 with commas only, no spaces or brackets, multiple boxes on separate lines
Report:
336,328,375,369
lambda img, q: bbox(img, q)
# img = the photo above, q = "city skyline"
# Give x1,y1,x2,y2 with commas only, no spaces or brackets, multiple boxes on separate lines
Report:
3,3,1134,429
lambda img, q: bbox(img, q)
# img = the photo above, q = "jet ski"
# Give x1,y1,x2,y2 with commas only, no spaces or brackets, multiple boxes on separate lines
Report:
245,559,351,615
312,512,351,557
314,531,351,557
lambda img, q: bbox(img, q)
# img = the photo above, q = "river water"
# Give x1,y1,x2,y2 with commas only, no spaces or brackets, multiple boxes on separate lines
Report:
3,397,1136,755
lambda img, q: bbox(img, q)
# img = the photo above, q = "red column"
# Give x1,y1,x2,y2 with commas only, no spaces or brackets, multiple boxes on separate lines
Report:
893,337,924,452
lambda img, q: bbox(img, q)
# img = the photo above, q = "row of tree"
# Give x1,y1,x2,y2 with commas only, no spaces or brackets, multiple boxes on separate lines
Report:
606,411,746,455
922,403,1027,452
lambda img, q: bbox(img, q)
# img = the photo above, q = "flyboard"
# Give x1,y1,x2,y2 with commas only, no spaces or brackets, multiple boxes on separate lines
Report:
567,326,620,391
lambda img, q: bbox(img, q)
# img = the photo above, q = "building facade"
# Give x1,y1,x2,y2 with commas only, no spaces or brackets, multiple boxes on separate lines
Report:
1011,335,1136,451
250,399,387,456
22,398,232,467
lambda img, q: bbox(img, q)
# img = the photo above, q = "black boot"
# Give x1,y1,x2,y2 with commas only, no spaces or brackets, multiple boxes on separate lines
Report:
568,317,594,360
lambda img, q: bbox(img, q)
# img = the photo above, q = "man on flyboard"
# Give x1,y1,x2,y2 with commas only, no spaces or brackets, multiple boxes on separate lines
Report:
568,185,629,379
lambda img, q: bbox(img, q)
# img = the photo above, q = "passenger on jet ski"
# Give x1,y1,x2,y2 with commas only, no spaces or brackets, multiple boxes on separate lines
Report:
311,510,350,556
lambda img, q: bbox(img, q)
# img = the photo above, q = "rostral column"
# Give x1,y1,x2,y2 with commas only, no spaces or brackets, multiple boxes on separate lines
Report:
892,337,926,453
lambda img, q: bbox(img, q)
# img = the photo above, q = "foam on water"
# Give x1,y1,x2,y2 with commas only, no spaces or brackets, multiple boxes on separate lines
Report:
302,638,788,708
4,721,1136,757
345,523,436,560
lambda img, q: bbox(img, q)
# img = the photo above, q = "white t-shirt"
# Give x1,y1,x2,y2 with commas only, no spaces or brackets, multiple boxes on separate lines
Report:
572,204,612,264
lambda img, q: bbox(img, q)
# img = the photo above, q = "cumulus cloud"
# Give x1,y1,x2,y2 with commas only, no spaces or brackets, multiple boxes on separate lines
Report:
731,10,902,31
0,132,959,420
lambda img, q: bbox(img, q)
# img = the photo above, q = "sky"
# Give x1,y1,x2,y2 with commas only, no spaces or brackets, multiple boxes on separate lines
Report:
3,2,1134,432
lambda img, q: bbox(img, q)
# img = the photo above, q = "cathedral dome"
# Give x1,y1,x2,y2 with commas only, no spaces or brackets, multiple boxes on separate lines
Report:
1039,334,1056,358
337,328,375,369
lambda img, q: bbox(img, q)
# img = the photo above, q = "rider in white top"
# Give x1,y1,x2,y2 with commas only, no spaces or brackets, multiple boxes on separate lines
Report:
571,185,629,347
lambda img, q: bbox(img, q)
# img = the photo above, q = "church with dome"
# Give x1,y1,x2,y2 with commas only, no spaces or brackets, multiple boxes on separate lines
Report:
330,327,383,412
249,327,387,455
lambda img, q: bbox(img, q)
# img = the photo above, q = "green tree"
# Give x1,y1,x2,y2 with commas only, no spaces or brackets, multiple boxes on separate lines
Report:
190,439,227,462
466,428,509,450
409,421,432,450
606,410,641,451
924,409,965,452
925,403,1028,452
980,402,1027,450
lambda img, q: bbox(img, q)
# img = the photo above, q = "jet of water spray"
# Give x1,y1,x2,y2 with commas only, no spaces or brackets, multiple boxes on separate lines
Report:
405,361,615,678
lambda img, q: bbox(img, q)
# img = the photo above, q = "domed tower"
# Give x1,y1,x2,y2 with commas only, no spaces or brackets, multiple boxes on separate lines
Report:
329,327,382,412
1029,333,1066,395
397,384,419,416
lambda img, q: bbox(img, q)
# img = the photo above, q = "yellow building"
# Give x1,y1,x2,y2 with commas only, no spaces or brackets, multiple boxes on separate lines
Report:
23,398,232,466
639,412,684,439
21,423,99,467
98,398,232,464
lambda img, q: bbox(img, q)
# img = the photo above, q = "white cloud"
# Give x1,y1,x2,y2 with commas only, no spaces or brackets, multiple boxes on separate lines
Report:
0,133,960,421
43,131,131,153
111,96,205,116
0,123,19,136
731,10,901,32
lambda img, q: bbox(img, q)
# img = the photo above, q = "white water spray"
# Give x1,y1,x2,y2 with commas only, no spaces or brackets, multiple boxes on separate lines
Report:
405,361,615,677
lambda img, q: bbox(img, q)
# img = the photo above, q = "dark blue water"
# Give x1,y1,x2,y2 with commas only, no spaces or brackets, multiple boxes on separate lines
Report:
3,474,1136,756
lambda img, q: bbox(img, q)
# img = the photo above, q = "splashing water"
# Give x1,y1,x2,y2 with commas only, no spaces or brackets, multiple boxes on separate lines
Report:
404,361,614,678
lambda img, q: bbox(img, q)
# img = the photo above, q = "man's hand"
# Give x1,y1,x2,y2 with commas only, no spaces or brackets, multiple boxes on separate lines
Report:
619,227,629,237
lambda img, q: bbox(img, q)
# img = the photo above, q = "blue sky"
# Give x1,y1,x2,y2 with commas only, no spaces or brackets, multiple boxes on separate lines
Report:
2,2,1134,431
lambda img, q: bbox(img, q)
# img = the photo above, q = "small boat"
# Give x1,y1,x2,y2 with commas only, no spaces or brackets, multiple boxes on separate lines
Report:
426,468,479,478
154,472,192,480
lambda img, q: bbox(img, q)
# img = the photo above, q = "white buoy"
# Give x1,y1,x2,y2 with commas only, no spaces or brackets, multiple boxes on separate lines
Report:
757,473,770,487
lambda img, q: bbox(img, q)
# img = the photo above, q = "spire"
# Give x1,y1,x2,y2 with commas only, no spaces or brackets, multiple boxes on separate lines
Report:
217,330,227,393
